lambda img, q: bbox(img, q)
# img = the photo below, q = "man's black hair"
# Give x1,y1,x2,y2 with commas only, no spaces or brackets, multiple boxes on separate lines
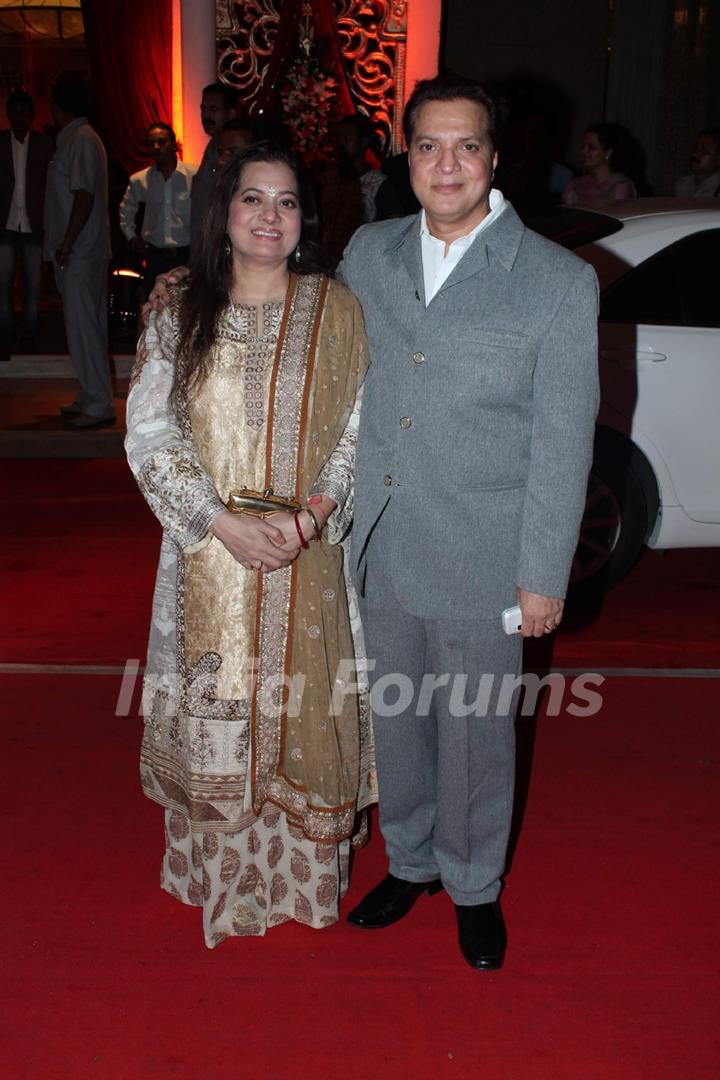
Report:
221,116,273,141
6,89,34,113
51,74,90,118
403,75,500,152
147,121,177,143
201,82,237,111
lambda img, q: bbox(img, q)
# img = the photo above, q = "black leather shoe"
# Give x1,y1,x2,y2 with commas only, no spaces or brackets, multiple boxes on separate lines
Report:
455,901,507,970
347,873,443,928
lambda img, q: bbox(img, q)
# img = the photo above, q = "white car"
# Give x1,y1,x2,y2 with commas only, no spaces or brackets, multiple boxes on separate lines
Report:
534,199,720,589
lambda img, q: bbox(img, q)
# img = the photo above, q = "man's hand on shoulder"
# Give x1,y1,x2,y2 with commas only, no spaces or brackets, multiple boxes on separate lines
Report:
516,586,564,638
141,266,190,326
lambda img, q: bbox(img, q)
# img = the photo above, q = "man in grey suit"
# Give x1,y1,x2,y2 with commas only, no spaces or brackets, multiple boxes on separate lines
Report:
339,76,599,970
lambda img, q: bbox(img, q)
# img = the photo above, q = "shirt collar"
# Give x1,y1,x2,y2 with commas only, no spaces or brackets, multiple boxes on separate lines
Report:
420,188,506,249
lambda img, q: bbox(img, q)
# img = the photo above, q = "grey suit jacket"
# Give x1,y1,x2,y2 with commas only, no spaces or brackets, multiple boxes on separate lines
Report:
338,202,600,620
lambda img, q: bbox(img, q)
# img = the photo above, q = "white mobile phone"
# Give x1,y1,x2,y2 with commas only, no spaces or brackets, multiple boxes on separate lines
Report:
501,605,522,635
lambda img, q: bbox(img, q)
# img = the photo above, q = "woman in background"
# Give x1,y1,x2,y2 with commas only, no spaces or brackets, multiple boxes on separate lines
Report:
562,122,637,207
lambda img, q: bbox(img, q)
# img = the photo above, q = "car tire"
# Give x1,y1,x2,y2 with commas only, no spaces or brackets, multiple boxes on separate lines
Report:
570,448,649,593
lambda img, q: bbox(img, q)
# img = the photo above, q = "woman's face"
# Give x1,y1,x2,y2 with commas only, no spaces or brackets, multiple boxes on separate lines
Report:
581,131,609,171
226,161,302,267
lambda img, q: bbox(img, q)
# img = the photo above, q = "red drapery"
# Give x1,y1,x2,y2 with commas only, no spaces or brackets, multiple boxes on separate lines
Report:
81,0,172,176
312,0,355,118
254,0,355,121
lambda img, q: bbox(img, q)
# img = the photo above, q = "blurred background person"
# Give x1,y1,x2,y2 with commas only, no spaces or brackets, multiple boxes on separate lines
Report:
44,74,113,429
374,151,421,220
675,127,720,197
0,89,52,361
119,122,196,298
320,112,385,267
562,122,637,207
215,116,275,169
495,107,574,211
189,82,237,255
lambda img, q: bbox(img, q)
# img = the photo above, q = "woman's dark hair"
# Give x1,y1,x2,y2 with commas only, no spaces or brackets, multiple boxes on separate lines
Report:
586,122,619,157
403,75,501,153
587,121,649,192
172,141,321,410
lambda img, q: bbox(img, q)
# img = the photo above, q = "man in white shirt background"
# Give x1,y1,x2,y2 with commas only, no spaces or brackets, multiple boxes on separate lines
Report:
44,74,113,429
674,127,720,198
0,89,52,362
119,123,197,297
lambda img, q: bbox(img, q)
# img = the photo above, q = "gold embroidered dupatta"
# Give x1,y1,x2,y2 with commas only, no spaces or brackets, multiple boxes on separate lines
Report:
180,274,368,843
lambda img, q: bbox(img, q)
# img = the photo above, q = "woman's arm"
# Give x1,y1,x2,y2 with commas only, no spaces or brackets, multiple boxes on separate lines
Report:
125,306,227,552
126,306,298,570
308,382,364,543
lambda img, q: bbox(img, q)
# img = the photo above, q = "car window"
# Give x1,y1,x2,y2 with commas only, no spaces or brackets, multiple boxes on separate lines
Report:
677,229,720,327
600,227,720,327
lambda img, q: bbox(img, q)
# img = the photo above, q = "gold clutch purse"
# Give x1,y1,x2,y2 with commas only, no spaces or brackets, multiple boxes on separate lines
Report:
226,486,301,519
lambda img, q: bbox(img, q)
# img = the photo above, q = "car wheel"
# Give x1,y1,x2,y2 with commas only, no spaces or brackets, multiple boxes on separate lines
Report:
570,451,649,591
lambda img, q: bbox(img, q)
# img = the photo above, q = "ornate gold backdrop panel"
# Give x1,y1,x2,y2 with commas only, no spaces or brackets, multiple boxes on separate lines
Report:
216,1,408,153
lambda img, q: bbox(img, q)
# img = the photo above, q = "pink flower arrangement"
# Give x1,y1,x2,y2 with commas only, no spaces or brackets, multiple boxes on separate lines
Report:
281,56,338,167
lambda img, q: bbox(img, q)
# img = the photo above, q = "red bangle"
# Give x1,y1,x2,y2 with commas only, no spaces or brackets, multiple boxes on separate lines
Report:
294,511,309,549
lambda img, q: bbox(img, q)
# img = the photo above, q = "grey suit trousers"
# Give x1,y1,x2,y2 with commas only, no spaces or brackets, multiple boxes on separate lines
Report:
360,557,523,906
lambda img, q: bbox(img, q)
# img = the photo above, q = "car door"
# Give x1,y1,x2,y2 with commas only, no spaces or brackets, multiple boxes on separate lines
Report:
598,228,720,524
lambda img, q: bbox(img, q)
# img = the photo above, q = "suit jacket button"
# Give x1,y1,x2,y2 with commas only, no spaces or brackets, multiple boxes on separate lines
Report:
383,475,392,485
413,352,425,364
399,417,412,428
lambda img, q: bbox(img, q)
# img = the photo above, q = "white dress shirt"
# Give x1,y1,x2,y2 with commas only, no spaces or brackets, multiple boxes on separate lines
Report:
674,171,720,198
119,160,197,249
6,131,32,233
420,188,506,304
44,116,111,260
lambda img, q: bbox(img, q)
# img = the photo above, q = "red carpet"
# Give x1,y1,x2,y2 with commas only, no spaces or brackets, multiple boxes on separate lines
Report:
2,459,719,668
2,673,717,1079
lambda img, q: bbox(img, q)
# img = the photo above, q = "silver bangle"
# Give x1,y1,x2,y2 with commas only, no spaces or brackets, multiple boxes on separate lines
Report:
304,505,322,539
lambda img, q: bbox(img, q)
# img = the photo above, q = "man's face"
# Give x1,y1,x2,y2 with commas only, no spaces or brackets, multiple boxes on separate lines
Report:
201,92,235,138
335,121,366,162
217,127,253,168
7,102,33,141
690,134,720,178
147,127,176,167
408,98,497,235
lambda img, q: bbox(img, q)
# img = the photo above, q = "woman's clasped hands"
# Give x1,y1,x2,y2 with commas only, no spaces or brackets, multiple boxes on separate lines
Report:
210,507,324,573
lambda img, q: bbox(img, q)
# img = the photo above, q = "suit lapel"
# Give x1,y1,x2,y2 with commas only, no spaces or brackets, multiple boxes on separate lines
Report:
0,132,13,186
432,203,525,303
391,215,426,305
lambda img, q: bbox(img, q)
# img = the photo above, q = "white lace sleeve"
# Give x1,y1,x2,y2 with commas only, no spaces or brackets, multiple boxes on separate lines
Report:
309,383,363,544
125,307,226,552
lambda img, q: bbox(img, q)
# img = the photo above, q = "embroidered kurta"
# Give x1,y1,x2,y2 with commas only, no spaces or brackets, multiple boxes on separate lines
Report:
126,274,374,945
